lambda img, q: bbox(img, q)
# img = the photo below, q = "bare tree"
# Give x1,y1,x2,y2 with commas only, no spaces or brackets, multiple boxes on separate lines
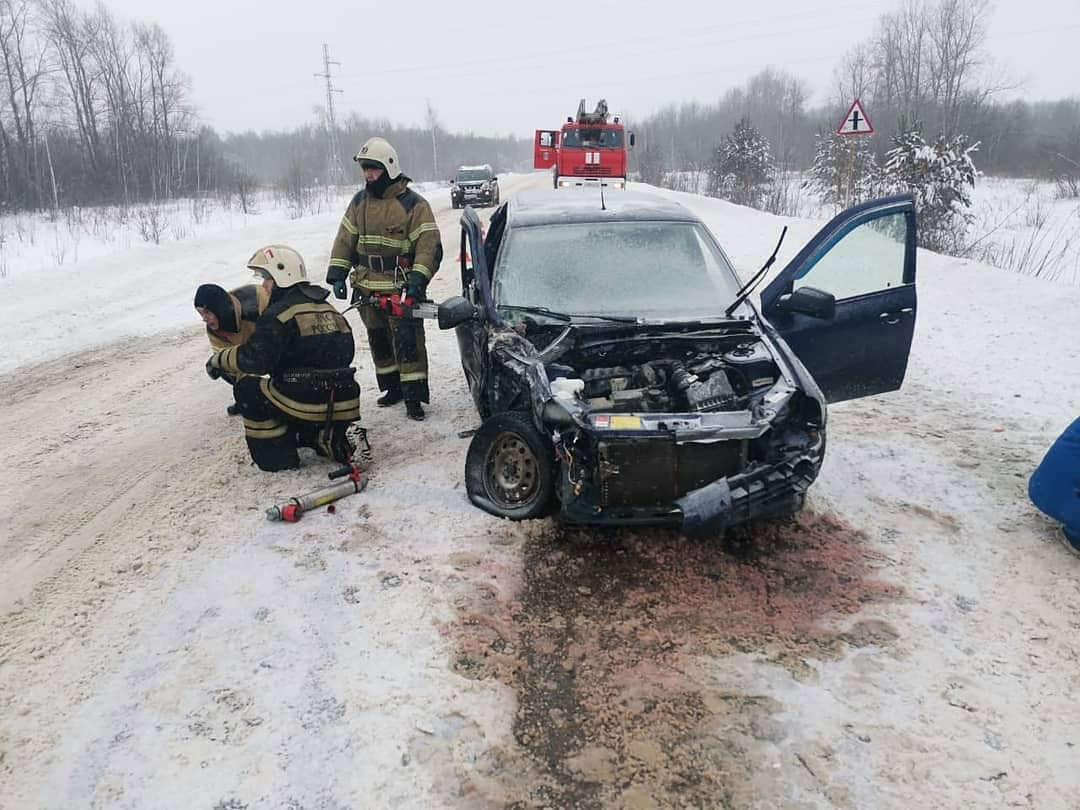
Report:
42,0,103,178
0,0,47,208
833,44,875,109
836,0,999,140
425,100,440,178
925,0,991,136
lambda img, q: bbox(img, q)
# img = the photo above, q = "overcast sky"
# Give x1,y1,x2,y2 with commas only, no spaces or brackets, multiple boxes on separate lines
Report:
83,0,1080,139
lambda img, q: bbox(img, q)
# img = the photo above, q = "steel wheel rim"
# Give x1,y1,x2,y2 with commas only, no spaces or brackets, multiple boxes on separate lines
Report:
485,431,540,507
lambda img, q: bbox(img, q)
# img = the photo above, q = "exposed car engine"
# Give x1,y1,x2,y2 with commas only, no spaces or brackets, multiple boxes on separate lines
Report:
546,341,779,414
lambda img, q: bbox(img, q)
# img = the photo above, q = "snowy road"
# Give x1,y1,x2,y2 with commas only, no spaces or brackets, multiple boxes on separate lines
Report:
2,174,1079,808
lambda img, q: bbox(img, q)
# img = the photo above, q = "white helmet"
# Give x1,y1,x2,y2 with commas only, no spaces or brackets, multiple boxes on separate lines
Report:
247,244,308,288
353,137,402,180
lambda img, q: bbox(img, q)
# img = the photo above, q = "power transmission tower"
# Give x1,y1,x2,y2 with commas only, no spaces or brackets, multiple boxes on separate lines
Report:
315,44,345,186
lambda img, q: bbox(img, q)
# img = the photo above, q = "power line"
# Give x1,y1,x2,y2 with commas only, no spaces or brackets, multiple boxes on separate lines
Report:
314,43,345,185
332,3,894,82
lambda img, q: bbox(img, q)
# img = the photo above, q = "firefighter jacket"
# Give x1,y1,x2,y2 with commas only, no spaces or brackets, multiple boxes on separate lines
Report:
206,284,270,350
211,283,360,423
326,176,443,295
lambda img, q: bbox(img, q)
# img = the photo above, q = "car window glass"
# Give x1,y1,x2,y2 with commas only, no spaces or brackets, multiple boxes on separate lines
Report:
559,128,623,149
493,221,742,319
456,169,491,182
793,212,907,300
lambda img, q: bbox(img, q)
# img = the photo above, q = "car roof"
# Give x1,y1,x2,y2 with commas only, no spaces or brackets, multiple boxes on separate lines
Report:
457,164,492,171
507,189,700,227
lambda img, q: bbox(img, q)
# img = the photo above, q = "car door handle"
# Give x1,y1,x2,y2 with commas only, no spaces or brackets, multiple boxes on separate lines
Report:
879,307,913,325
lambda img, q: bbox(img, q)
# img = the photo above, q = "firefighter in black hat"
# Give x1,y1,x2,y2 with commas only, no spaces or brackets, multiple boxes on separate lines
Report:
194,282,269,414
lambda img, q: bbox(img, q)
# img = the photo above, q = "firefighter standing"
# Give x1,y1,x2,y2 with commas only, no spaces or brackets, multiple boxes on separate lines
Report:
207,245,361,472
326,137,442,422
195,282,269,415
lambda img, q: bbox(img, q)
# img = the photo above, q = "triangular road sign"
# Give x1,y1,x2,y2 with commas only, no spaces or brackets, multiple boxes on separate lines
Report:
837,99,874,136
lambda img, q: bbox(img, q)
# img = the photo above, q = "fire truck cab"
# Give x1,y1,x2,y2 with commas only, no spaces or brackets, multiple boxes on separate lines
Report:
534,99,634,189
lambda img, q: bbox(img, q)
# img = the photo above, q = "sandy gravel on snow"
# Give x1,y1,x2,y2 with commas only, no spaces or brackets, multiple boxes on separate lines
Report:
2,174,1079,809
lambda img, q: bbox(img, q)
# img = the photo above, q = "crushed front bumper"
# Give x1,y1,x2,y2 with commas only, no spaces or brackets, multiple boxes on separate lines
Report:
556,432,824,533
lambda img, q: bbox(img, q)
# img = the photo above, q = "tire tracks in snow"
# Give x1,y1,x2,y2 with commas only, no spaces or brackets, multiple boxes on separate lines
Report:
0,329,240,651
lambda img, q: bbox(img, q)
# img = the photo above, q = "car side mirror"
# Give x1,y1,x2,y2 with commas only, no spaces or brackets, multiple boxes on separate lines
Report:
629,132,636,148
437,295,478,329
776,286,835,319
491,175,498,181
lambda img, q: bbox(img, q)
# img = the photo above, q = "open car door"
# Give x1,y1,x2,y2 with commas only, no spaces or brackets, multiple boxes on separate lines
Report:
455,206,499,415
759,194,917,403
534,130,559,169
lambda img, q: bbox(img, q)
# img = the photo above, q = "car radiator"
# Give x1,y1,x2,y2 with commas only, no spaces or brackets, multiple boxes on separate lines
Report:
597,437,747,507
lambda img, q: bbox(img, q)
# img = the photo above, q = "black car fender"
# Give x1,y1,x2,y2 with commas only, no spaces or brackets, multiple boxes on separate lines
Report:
484,329,553,427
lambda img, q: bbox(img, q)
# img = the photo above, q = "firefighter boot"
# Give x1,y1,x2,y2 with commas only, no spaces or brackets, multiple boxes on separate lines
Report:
405,400,425,421
377,383,403,407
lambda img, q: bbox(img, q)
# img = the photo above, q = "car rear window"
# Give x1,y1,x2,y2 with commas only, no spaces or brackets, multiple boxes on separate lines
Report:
456,169,490,182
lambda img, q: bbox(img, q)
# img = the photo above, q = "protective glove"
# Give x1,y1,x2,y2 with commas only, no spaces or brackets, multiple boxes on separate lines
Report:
206,356,221,380
403,270,428,302
326,266,349,300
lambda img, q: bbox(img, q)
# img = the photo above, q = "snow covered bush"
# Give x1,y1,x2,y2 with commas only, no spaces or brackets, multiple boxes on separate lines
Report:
708,118,774,208
808,132,880,209
884,128,979,254
136,205,168,245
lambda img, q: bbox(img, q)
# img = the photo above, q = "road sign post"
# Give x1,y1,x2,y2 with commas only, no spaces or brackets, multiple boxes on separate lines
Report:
837,99,874,207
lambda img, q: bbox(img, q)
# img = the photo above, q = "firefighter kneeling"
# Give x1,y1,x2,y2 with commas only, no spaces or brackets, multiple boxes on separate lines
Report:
207,244,362,472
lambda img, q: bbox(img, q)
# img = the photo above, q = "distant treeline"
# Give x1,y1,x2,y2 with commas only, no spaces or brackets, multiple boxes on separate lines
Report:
630,0,1080,183
2,0,1077,213
629,75,1080,183
221,118,532,188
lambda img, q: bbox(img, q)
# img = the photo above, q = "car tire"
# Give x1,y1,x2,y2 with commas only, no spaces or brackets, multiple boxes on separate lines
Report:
465,411,555,520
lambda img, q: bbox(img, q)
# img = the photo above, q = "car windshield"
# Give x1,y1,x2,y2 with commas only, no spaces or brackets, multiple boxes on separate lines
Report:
560,128,624,149
492,220,744,321
456,169,490,182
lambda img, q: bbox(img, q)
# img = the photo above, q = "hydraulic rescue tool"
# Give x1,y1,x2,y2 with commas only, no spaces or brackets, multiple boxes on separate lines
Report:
343,292,439,320
266,463,368,522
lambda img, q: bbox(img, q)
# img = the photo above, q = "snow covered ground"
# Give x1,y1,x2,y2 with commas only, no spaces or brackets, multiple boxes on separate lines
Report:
1,172,1079,808
965,177,1080,286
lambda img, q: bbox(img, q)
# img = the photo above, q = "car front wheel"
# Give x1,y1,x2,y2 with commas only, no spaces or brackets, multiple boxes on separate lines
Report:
465,412,555,520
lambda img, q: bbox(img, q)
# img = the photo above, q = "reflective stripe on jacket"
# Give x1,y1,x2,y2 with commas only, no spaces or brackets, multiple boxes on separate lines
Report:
327,177,443,292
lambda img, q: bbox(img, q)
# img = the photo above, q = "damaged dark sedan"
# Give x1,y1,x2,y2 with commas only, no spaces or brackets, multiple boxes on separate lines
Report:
436,190,918,533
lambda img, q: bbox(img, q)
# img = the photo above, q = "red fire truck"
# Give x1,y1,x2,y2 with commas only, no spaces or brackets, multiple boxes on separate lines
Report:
534,99,634,189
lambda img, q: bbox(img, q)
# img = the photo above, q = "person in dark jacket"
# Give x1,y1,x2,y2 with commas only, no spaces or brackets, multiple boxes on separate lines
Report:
195,283,269,350
207,244,361,471
1029,416,1080,556
195,282,270,414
